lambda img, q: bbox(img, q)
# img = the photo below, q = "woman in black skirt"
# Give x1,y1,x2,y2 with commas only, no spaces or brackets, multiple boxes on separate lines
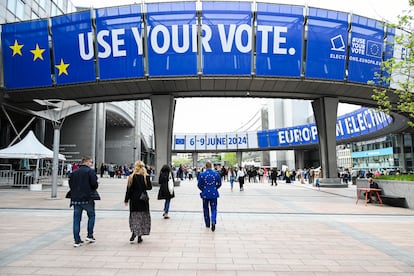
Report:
124,160,152,244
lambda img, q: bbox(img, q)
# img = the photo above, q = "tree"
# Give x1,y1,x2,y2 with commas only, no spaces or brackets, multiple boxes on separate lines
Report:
172,157,191,167
372,1,414,127
222,152,237,167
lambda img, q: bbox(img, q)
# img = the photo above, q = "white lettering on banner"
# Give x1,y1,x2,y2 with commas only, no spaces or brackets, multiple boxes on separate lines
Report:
172,24,190,54
341,109,386,136
362,110,372,129
97,30,111,58
131,27,143,55
78,32,94,60
256,25,289,54
351,37,365,55
273,26,288,54
112,29,126,57
201,24,212,52
336,120,344,136
150,25,170,54
356,113,366,131
330,53,346,60
217,24,251,53
278,126,317,145
78,23,295,60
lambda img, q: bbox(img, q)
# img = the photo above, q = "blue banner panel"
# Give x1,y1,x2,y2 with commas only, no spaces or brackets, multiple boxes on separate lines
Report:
256,3,303,77
382,27,395,87
201,1,252,75
348,15,384,84
146,2,197,77
278,125,318,147
305,8,348,80
257,130,269,148
96,5,144,80
51,11,96,84
351,147,393,158
2,20,51,89
268,130,279,147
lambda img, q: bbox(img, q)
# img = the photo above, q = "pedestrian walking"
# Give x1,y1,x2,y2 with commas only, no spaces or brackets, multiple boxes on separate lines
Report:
68,156,99,247
157,164,175,219
197,160,222,232
236,166,245,191
124,160,152,244
228,167,235,191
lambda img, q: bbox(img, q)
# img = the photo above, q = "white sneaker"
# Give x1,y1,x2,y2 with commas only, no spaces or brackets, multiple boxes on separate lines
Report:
85,236,96,243
73,240,83,247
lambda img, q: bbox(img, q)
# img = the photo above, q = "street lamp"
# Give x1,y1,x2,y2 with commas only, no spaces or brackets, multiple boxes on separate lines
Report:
34,99,90,198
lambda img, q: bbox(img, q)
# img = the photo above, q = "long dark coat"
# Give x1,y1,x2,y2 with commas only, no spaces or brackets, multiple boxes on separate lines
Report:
124,174,152,212
157,172,175,200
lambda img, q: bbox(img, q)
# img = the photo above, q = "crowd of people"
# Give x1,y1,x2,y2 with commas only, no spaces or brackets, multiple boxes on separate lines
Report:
68,158,391,248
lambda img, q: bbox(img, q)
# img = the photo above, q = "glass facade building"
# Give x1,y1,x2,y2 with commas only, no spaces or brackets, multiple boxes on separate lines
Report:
351,134,414,174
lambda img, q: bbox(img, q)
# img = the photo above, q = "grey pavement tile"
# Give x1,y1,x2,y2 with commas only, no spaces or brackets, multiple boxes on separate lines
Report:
0,178,414,275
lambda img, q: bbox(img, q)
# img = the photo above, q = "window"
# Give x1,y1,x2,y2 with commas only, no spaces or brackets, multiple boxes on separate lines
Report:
39,0,46,10
31,10,39,19
7,0,25,20
51,2,57,16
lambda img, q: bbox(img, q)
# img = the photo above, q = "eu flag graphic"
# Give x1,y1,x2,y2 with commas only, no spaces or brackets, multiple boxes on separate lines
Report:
51,11,96,85
1,20,52,89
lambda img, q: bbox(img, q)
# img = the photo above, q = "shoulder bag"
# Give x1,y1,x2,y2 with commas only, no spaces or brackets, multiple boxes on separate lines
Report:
139,190,149,201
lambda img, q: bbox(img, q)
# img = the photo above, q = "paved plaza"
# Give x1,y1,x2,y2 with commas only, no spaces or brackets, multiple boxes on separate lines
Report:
0,177,414,275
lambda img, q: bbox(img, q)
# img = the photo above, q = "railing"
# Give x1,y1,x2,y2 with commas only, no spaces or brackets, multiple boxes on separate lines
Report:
0,170,34,187
0,170,63,188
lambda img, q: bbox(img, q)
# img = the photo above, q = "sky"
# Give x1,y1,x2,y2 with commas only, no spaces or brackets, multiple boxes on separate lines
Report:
70,0,412,133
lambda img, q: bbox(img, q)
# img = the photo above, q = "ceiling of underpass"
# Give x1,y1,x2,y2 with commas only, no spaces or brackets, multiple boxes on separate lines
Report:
0,76,410,140
0,77,386,112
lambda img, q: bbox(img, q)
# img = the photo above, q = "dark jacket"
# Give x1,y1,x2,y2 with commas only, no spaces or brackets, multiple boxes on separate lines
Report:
69,164,98,201
158,172,175,200
124,174,152,212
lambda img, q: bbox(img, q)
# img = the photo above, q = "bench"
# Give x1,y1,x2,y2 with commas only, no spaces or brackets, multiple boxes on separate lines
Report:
381,195,408,208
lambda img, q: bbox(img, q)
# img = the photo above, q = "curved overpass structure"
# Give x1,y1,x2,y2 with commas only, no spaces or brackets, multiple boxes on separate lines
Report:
172,107,407,152
0,1,409,184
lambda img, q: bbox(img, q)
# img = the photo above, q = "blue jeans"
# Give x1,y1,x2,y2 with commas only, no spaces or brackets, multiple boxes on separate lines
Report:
202,198,217,227
164,198,171,213
73,201,95,242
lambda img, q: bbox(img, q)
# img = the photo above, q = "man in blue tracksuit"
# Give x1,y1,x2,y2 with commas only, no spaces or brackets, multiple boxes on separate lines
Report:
197,160,222,232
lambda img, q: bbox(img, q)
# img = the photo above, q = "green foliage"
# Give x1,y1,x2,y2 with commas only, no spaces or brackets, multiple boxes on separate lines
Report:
222,152,237,167
172,157,191,167
372,3,414,127
376,174,414,181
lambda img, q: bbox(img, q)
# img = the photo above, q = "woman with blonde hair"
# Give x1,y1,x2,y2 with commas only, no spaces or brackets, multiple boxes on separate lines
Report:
124,160,152,243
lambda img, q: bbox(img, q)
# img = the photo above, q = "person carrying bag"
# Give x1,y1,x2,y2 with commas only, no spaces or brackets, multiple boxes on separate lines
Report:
157,164,175,219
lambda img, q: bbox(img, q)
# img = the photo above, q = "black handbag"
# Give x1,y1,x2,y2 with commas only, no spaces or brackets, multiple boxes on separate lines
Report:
90,190,101,200
65,190,71,199
139,191,149,201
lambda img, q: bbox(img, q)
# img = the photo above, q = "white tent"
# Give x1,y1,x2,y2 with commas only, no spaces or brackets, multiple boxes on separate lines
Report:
0,130,66,160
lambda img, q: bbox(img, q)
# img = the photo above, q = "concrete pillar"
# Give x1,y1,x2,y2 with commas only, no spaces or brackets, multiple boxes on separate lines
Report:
398,134,406,172
134,101,142,163
151,95,175,177
192,152,198,168
312,97,344,187
237,151,243,167
294,150,305,170
95,103,106,168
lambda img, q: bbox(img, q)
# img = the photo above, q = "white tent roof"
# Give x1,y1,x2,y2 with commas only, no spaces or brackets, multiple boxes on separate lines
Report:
0,130,66,160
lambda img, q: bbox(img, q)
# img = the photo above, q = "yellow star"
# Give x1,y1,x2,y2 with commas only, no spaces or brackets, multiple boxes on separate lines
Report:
30,44,45,61
9,40,24,56
55,59,70,76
